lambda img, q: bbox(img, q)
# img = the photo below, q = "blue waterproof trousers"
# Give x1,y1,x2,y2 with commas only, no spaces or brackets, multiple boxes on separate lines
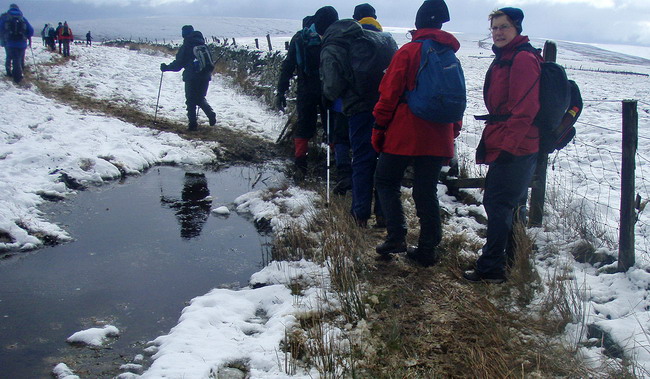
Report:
348,111,381,222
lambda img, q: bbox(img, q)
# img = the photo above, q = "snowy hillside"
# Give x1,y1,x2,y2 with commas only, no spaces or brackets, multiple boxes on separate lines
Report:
2,18,650,377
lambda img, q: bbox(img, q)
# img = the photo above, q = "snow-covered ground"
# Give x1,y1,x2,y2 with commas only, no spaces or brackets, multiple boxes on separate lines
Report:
4,17,650,377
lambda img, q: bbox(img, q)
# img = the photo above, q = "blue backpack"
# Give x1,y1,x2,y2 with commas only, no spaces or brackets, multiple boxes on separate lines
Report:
404,39,466,123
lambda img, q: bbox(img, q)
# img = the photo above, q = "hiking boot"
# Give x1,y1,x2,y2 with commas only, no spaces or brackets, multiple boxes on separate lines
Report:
208,111,217,126
406,246,439,267
188,121,198,131
375,240,407,256
462,269,506,284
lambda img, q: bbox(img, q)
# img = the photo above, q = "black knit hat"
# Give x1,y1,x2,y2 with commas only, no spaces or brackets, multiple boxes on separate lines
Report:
9,3,19,9
498,7,524,34
415,0,450,29
313,6,339,35
302,15,314,28
353,3,376,21
181,25,194,38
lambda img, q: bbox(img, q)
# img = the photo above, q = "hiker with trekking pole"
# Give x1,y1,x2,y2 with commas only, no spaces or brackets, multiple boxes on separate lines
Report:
318,5,396,228
160,25,216,131
372,0,464,266
0,3,34,84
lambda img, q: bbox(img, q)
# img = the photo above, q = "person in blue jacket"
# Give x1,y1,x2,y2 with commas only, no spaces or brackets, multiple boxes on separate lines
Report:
0,4,34,83
160,25,216,131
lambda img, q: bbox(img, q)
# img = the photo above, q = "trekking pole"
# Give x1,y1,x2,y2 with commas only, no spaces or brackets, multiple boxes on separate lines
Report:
326,109,331,207
153,72,164,124
29,44,40,80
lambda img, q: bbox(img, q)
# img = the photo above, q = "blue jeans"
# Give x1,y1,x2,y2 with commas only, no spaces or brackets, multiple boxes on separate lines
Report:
476,153,538,276
348,111,381,221
375,153,444,248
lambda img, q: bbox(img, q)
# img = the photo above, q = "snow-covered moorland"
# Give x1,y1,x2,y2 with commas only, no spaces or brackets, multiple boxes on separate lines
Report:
2,15,650,378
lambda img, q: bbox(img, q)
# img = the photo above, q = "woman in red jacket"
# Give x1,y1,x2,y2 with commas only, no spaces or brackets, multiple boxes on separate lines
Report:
372,0,462,267
463,7,543,283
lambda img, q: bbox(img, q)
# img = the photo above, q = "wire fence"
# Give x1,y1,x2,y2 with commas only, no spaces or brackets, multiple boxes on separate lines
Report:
455,98,650,261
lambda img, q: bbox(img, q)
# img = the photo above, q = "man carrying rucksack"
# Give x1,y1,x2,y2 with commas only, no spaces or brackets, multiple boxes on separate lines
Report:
0,3,33,84
372,0,463,266
275,15,324,177
160,25,216,131
86,30,92,46
58,21,73,57
319,4,397,227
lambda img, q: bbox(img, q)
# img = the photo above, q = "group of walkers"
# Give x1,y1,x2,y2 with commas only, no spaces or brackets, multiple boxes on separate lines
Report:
272,0,544,284
40,21,75,56
1,0,546,284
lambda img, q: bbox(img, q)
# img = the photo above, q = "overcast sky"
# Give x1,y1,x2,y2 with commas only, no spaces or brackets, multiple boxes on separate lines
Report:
13,0,650,46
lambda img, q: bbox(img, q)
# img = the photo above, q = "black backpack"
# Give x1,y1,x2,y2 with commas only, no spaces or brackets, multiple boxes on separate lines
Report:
62,25,70,37
4,14,26,41
479,43,583,154
348,28,397,96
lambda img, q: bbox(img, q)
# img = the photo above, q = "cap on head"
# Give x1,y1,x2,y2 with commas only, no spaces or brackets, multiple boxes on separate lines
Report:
415,0,450,30
313,6,339,35
353,3,376,21
497,7,524,34
181,25,194,38
9,3,19,10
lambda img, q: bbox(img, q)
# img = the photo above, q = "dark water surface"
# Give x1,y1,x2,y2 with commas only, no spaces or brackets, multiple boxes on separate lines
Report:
0,165,284,378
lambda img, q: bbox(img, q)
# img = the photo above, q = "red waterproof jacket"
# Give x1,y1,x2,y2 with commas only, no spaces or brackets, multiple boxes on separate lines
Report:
373,28,461,158
477,35,542,164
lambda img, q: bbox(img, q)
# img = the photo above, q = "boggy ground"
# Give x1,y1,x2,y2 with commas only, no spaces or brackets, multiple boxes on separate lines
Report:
22,53,599,378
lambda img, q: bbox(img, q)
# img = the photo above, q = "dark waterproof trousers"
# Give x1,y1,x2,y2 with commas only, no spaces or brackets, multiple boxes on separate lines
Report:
476,153,537,276
375,154,444,248
185,79,214,127
348,111,382,222
293,90,322,140
5,47,25,82
62,40,70,57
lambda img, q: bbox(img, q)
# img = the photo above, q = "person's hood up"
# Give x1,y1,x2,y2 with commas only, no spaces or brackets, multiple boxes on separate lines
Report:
185,30,206,46
7,7,23,17
322,19,363,45
410,28,460,52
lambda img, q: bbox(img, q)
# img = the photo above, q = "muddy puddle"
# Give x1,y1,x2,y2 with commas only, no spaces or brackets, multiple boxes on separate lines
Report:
0,164,285,378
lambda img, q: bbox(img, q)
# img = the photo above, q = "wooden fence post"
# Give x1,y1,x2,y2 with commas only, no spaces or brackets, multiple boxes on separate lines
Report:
528,41,556,227
618,100,638,271
285,41,290,51
266,34,273,51
255,38,259,49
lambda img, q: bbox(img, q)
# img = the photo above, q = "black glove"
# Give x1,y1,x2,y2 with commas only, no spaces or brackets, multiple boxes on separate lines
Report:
274,94,287,111
160,63,168,72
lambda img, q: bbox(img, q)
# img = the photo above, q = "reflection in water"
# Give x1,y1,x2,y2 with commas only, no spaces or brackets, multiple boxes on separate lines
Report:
160,172,212,239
